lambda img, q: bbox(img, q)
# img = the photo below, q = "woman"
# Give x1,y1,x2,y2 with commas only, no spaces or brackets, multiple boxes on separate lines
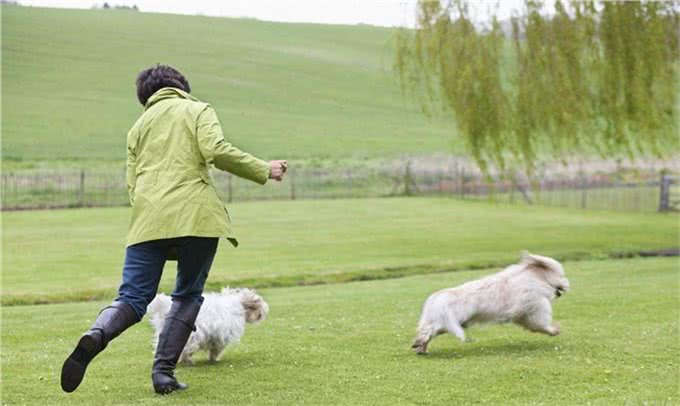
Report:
60,64,287,395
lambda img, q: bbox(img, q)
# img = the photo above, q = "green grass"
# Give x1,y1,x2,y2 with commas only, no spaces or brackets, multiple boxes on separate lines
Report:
3,198,678,304
1,5,455,166
2,257,678,405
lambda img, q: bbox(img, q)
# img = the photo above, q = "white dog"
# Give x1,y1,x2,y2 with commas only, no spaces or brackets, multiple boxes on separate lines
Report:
147,288,269,363
412,252,569,354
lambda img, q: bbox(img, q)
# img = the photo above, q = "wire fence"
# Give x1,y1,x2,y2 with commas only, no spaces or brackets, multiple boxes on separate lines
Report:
1,164,678,212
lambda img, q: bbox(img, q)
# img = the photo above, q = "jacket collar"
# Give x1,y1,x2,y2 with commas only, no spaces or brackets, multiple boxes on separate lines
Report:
144,87,198,110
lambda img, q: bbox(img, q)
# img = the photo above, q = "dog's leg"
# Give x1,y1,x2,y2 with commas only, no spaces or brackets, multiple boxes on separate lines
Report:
179,351,194,365
208,345,223,363
447,322,466,342
516,298,560,336
412,323,437,354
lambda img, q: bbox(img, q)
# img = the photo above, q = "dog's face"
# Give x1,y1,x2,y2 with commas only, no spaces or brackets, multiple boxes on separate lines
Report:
555,273,570,297
549,265,569,298
221,288,269,323
545,259,570,295
243,296,269,323
522,252,570,296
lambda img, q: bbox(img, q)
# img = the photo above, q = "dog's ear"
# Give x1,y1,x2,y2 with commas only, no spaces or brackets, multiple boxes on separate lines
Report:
239,290,269,324
520,251,548,268
521,251,563,274
520,250,535,263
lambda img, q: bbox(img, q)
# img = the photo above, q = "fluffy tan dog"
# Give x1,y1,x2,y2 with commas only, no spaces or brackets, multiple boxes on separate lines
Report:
412,252,569,354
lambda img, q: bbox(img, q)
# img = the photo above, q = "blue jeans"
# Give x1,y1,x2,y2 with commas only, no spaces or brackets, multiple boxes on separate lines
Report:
116,237,219,319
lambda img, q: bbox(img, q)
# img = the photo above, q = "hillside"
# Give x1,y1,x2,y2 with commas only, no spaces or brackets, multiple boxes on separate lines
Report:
1,5,456,165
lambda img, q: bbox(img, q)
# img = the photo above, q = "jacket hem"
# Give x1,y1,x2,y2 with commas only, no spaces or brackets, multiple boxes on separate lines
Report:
126,233,238,248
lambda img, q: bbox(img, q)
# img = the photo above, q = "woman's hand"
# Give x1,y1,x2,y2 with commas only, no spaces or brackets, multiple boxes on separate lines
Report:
269,160,288,181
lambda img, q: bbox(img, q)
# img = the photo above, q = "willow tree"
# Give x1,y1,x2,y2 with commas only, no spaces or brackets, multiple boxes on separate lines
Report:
395,0,679,173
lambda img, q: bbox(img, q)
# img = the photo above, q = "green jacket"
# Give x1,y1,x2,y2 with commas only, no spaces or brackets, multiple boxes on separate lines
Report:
125,87,270,248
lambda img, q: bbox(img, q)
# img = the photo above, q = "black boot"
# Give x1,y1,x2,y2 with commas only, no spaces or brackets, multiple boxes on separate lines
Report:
61,301,139,393
151,299,201,395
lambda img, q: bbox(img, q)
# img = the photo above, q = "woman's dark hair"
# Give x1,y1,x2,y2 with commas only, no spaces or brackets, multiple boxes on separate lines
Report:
135,64,191,106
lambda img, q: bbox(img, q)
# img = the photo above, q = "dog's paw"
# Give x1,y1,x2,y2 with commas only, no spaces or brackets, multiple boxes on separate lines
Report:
179,356,194,365
412,344,428,355
548,323,561,336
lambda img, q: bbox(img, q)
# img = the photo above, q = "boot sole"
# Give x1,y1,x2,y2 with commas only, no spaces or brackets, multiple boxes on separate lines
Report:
61,334,98,392
154,383,188,395
152,373,188,395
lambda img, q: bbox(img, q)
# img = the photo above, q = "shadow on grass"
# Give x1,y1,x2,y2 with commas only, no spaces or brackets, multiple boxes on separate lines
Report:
179,352,268,370
181,359,221,368
420,339,555,360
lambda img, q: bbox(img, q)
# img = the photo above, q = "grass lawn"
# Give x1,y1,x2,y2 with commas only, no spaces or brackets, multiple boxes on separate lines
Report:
2,257,678,405
1,5,454,166
3,198,678,304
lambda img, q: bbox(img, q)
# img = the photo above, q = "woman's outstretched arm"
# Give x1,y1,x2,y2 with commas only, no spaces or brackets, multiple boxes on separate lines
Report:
196,105,279,184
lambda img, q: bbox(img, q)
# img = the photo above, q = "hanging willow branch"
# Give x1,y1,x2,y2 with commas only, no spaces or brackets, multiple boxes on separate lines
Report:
395,0,679,173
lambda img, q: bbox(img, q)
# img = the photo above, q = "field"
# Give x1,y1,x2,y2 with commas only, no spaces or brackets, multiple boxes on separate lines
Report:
2,198,679,404
2,257,678,405
1,5,454,167
2,4,680,405
3,198,678,305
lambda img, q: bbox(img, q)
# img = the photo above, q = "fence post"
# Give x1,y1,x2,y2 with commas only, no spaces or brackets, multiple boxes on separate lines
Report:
658,171,669,212
347,169,353,198
1,173,5,209
580,175,587,209
449,164,454,197
404,161,412,196
509,178,515,204
402,160,419,196
14,172,18,208
290,169,296,200
79,169,86,207
438,168,444,195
